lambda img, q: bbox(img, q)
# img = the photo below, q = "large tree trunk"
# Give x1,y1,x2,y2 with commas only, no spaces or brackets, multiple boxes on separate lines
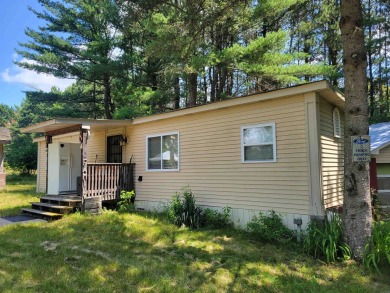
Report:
187,73,197,107
103,75,113,119
339,0,372,260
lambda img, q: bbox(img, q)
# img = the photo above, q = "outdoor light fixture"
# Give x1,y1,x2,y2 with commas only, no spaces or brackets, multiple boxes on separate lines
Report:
119,135,128,146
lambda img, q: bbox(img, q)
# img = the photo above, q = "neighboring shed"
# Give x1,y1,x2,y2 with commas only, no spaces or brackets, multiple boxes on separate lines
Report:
23,80,345,229
370,122,390,206
0,127,12,190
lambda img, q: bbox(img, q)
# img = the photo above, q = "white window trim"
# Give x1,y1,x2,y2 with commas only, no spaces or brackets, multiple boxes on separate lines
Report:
146,131,180,172
241,122,277,163
333,107,341,138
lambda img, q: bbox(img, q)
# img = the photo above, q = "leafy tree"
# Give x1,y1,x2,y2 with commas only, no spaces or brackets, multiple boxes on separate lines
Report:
4,132,37,174
0,104,14,126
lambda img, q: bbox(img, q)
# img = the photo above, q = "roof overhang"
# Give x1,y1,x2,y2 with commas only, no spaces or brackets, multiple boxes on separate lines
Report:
21,80,345,134
133,80,345,125
0,127,11,144
372,141,390,155
21,118,133,134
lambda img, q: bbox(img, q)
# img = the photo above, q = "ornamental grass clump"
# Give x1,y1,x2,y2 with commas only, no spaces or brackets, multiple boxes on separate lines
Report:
303,213,351,263
166,188,202,229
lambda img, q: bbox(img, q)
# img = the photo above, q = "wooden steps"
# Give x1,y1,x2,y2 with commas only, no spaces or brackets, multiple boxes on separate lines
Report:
22,195,81,220
21,208,63,219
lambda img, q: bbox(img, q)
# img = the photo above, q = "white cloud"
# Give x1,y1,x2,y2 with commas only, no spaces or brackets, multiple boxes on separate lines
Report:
2,58,74,92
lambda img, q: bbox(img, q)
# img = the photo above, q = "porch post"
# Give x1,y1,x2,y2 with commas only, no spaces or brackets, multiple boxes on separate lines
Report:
81,126,90,210
0,144,5,190
370,158,378,192
45,135,52,194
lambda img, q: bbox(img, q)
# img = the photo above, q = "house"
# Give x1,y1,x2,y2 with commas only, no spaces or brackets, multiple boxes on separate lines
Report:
21,80,345,229
370,122,390,207
0,127,12,190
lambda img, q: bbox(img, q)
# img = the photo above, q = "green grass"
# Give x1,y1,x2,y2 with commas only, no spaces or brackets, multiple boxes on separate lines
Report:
0,177,389,292
0,174,41,217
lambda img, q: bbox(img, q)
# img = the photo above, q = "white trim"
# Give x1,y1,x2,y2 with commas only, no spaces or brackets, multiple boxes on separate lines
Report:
378,175,390,178
378,190,390,193
146,131,180,172
333,107,341,138
241,122,277,163
304,93,324,217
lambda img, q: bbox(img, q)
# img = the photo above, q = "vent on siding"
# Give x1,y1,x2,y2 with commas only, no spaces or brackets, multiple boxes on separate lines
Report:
333,107,341,138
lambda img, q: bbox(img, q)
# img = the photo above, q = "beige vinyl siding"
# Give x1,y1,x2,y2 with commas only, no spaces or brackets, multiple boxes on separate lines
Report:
373,145,390,163
126,94,310,214
87,127,126,163
37,141,47,193
320,97,344,209
87,130,106,163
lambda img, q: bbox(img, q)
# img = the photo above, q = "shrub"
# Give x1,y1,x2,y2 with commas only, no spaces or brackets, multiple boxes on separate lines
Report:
202,207,234,230
364,221,390,273
166,188,202,229
303,213,351,263
165,188,233,230
246,210,293,242
117,190,135,212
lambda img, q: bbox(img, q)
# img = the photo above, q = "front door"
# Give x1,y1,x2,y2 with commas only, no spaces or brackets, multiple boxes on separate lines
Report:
59,143,81,192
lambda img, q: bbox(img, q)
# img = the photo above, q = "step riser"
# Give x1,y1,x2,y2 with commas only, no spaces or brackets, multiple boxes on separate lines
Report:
21,195,82,220
22,208,63,220
40,199,80,207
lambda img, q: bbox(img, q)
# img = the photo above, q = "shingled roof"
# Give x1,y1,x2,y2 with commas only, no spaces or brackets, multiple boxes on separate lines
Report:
0,127,11,144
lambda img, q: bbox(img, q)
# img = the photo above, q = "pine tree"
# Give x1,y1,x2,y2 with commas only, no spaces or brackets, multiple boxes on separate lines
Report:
16,0,128,119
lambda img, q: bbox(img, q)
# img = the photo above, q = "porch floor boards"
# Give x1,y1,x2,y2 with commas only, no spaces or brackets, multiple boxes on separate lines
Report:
22,195,81,220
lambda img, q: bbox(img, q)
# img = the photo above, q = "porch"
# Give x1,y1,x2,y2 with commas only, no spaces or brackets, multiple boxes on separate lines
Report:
22,162,135,219
20,118,135,219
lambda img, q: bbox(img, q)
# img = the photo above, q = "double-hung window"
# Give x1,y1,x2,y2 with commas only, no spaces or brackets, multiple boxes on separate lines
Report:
147,132,179,170
241,123,276,162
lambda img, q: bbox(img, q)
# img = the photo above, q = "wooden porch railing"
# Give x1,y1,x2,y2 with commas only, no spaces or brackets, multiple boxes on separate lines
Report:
84,163,135,201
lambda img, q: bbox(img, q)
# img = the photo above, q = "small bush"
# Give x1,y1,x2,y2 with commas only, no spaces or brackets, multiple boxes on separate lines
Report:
166,188,202,229
165,188,234,230
303,214,351,263
117,190,135,212
364,221,390,273
202,207,234,229
247,210,293,242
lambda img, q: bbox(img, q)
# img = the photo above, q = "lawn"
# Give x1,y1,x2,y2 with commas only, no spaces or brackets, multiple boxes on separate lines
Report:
0,177,389,292
0,174,40,217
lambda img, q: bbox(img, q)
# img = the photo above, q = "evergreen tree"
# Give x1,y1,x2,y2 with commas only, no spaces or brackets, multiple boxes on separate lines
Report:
16,0,129,119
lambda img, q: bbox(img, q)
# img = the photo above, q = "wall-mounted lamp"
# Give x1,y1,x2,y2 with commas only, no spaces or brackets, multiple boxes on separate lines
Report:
119,135,128,146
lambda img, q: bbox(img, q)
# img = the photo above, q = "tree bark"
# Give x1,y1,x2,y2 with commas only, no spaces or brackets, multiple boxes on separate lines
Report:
339,0,372,260
103,75,113,119
187,73,197,107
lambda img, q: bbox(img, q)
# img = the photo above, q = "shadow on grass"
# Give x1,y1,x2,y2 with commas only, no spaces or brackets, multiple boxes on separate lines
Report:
0,211,389,292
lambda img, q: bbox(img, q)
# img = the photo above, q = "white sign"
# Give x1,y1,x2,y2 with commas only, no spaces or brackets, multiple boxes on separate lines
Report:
351,135,371,162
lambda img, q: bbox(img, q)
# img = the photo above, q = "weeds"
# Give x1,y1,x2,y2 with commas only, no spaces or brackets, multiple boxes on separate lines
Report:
246,210,293,242
303,213,351,263
202,206,234,230
117,190,135,212
165,188,233,230
364,221,390,273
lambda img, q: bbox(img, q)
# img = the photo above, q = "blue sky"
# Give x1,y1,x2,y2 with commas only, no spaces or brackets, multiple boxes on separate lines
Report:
0,1,73,107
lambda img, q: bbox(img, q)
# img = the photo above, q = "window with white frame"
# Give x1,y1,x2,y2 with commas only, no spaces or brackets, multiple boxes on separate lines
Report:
147,132,179,170
241,123,276,162
333,107,341,138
